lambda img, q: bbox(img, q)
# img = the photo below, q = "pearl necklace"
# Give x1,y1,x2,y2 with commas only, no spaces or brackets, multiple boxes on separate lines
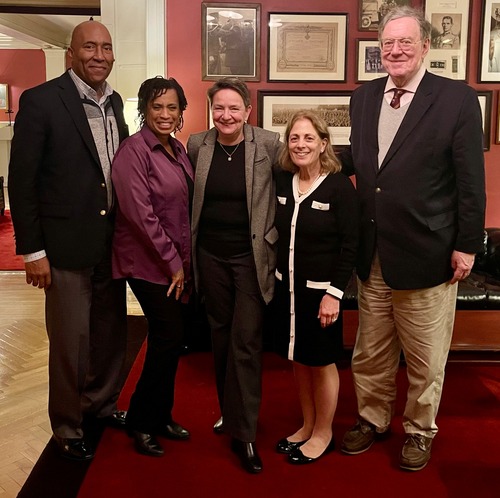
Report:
297,173,321,196
218,141,242,161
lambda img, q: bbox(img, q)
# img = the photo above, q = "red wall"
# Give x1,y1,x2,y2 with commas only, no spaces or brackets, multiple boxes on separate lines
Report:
0,49,46,119
167,0,500,227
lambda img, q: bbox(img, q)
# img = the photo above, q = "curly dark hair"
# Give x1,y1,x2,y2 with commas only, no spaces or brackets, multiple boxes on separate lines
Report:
137,76,188,131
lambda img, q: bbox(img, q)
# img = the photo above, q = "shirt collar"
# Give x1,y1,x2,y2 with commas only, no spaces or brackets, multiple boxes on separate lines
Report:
384,65,426,95
141,124,181,153
69,69,114,104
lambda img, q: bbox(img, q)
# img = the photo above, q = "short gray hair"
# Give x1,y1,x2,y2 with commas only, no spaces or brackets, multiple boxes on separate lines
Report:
378,6,431,42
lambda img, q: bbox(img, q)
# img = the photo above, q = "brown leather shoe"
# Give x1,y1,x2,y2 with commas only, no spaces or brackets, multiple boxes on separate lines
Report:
400,434,433,471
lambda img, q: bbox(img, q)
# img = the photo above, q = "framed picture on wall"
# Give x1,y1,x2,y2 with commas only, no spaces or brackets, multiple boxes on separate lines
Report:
257,90,352,145
424,0,470,81
477,90,492,151
268,13,348,82
356,39,387,81
479,0,500,82
358,0,412,32
201,2,260,81
0,84,8,111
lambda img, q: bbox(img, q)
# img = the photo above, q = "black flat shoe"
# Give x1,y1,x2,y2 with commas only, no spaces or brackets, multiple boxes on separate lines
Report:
288,438,335,465
52,436,94,461
128,430,164,457
276,437,308,454
213,416,224,434
103,410,127,429
160,421,190,440
231,439,263,474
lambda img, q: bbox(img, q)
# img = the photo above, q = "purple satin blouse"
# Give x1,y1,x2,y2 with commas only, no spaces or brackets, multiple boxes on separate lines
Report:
111,125,194,288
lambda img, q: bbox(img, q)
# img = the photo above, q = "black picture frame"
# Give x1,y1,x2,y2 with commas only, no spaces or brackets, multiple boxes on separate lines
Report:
201,2,261,81
257,90,352,145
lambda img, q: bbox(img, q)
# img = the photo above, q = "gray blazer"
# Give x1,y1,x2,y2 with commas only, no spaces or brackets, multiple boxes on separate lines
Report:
187,124,282,304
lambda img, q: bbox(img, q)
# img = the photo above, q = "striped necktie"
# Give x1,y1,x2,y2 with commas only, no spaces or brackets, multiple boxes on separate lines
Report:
390,88,407,109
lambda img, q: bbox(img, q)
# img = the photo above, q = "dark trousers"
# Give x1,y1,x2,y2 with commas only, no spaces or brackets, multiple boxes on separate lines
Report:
125,278,184,434
45,248,127,439
198,247,264,442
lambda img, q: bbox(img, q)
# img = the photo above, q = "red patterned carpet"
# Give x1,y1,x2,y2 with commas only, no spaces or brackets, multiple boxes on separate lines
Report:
78,350,500,498
0,210,24,270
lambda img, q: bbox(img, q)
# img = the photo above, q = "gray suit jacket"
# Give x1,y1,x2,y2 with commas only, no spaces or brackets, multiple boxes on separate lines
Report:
187,124,282,304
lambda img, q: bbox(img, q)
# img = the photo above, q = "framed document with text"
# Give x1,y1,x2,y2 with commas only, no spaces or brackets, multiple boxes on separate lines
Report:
268,13,348,82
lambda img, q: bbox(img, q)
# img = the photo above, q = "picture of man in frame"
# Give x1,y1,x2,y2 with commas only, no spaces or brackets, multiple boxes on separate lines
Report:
431,14,461,49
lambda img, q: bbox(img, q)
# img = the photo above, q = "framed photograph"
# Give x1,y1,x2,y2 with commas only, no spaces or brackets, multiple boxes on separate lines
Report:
477,91,492,151
257,90,351,145
0,84,8,111
479,0,500,82
424,0,470,80
201,3,260,81
356,39,387,82
268,13,347,82
358,0,412,32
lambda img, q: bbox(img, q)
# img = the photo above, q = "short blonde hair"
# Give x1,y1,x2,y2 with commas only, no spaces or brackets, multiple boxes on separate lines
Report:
279,110,341,174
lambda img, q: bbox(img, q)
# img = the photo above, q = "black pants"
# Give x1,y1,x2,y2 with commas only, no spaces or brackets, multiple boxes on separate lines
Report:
125,278,184,434
198,247,265,442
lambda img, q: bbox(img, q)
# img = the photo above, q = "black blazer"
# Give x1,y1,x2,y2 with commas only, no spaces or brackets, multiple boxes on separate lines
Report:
342,71,485,289
8,71,128,269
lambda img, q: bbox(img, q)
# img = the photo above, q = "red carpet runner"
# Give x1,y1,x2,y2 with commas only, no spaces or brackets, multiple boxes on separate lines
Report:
78,351,499,498
0,210,24,270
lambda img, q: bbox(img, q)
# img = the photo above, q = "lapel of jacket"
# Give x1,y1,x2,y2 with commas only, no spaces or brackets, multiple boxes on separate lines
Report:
109,92,129,142
243,124,256,218
58,71,101,167
191,128,217,234
379,71,434,171
366,80,386,174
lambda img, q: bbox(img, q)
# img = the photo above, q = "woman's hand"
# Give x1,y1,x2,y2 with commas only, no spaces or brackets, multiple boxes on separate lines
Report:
318,293,340,328
167,268,185,301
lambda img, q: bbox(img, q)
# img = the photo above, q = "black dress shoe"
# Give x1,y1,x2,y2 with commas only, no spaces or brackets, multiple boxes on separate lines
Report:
276,437,308,454
288,438,335,465
213,416,224,434
231,439,263,474
160,421,190,440
52,436,94,461
102,410,127,429
128,430,164,457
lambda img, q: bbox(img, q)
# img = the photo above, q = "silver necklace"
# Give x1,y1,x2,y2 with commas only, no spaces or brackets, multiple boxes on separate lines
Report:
218,141,241,161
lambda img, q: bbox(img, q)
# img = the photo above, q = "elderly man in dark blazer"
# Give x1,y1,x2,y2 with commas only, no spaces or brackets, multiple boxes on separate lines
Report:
8,20,129,461
340,7,485,471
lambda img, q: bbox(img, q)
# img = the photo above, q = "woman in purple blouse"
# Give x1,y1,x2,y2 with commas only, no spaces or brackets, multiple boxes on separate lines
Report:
111,77,193,457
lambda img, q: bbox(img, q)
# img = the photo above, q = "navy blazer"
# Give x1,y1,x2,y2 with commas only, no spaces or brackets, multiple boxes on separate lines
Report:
342,71,485,289
8,71,129,269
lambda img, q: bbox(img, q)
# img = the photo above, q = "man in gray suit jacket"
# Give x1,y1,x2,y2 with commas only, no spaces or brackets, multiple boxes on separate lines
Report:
340,7,485,471
8,21,129,461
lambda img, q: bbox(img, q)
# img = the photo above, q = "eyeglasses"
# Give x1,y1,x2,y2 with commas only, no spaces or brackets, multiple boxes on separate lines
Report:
380,38,422,51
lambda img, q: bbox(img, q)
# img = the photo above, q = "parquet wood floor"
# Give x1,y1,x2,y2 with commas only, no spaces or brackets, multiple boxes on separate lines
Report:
0,271,142,497
0,272,49,497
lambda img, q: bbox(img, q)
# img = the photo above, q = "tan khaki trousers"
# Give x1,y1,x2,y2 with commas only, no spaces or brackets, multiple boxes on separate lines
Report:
352,255,457,438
